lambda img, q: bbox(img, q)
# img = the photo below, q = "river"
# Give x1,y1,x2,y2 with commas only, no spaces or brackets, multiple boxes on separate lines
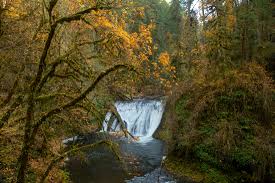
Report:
65,99,177,183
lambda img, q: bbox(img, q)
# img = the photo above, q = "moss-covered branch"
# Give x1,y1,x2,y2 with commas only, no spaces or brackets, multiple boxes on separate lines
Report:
110,105,136,140
16,3,116,182
30,64,136,143
36,58,64,94
54,6,113,25
0,96,23,128
35,93,75,101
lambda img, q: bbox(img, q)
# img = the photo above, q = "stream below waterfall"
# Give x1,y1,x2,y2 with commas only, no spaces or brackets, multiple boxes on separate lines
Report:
66,99,177,183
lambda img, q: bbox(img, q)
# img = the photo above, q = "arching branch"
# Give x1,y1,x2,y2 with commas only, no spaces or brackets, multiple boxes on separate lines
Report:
30,64,136,142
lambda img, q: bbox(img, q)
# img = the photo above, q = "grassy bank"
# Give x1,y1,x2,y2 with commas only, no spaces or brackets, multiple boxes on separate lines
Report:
164,157,231,183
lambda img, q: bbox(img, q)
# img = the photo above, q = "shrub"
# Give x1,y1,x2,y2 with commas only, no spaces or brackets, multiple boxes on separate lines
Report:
171,62,273,182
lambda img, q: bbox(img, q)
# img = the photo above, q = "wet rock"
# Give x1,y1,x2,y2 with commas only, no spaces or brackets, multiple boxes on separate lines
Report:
126,168,177,183
62,132,110,147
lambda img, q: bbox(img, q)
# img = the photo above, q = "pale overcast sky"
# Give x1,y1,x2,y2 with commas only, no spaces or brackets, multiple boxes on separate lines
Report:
165,0,200,12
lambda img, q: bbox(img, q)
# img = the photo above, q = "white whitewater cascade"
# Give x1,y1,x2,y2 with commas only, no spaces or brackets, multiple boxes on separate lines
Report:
102,99,165,140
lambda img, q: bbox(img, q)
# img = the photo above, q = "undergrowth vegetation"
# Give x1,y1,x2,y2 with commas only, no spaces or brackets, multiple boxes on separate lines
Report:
167,62,274,182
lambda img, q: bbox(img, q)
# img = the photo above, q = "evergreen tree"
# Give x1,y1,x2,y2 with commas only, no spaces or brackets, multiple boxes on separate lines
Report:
167,0,184,40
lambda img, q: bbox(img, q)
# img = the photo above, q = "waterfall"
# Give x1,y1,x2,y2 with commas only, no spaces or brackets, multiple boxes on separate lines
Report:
102,99,165,139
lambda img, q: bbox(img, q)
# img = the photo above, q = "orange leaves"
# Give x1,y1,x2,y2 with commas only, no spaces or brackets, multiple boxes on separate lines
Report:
226,15,236,31
54,1,175,91
146,51,176,90
139,53,149,62
157,52,175,88
139,24,154,45
133,24,154,62
158,52,170,66
129,32,139,48
190,60,273,99
93,16,114,29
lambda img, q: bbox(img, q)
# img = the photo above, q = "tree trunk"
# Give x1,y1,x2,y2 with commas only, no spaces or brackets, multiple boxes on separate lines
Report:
16,145,30,183
16,119,32,183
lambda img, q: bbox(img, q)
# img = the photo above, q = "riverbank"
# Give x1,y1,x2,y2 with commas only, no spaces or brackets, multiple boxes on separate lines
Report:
163,157,231,183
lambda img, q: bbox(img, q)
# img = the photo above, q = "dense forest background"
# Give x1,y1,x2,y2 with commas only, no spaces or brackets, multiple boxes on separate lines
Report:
0,0,274,182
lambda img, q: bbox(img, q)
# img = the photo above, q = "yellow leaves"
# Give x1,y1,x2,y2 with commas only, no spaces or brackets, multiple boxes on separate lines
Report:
136,7,145,19
89,15,134,53
5,0,24,18
226,15,236,31
93,16,113,29
158,52,170,66
191,60,273,100
225,0,236,31
139,24,154,44
36,33,48,42
225,0,234,14
153,70,160,78
204,29,215,39
77,0,85,5
143,51,175,90
129,33,138,48
139,53,149,62
58,3,175,90
115,27,131,44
